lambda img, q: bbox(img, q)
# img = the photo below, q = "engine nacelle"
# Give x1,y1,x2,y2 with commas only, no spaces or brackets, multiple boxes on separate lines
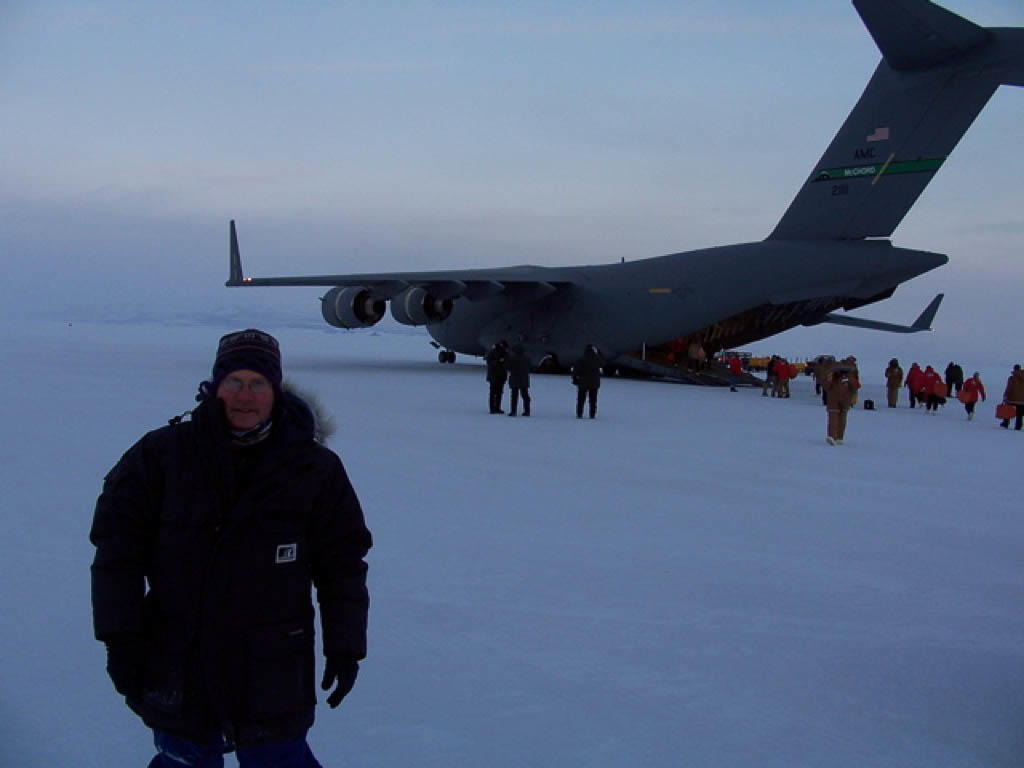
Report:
321,286,386,329
390,286,453,326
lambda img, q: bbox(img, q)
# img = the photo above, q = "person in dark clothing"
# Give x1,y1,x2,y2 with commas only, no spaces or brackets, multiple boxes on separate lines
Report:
944,362,964,400
485,340,509,414
1000,364,1024,430
572,345,603,419
90,329,372,767
762,355,778,397
505,344,531,417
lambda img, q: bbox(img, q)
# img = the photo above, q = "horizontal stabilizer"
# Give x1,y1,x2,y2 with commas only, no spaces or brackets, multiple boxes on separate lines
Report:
813,293,943,333
853,0,990,70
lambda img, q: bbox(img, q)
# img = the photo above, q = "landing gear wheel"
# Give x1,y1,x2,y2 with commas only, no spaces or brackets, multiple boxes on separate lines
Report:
438,350,448,364
538,354,559,374
445,351,456,364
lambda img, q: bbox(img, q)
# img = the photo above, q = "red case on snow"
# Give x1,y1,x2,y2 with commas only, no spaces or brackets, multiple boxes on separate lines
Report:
996,403,1016,420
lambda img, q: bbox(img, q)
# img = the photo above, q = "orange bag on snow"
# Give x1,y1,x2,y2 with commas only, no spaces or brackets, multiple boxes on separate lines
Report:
995,403,1016,420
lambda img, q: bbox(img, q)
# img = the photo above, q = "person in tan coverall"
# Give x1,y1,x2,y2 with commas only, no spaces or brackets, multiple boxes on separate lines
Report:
823,367,858,445
884,358,903,408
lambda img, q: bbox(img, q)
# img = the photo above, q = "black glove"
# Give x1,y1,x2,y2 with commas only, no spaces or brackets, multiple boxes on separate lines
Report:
320,656,359,709
105,635,146,699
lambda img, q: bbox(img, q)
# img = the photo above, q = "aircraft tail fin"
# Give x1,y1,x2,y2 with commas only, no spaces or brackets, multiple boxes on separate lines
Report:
227,220,244,286
856,0,988,70
769,0,1024,241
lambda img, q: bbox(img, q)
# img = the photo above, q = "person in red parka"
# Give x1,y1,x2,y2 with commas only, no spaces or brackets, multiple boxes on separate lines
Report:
921,365,943,412
959,371,986,421
773,357,791,398
904,363,924,408
728,355,743,378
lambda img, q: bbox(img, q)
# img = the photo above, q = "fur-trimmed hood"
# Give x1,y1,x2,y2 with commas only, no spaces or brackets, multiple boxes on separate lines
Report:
281,379,335,445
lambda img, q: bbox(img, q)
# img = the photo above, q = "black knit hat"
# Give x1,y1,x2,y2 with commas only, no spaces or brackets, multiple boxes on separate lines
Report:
211,328,282,391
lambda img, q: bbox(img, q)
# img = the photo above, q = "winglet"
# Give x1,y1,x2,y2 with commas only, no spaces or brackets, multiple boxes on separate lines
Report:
813,293,943,333
227,220,244,286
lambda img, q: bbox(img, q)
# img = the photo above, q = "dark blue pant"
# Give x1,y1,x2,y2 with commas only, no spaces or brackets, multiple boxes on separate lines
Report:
148,731,322,768
576,387,597,418
488,383,505,413
509,386,530,415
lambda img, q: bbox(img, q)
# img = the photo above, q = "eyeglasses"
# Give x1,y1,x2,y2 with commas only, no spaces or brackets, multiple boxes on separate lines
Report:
220,377,272,395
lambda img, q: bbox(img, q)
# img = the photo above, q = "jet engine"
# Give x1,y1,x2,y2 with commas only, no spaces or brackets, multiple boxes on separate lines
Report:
320,286,386,329
390,286,453,326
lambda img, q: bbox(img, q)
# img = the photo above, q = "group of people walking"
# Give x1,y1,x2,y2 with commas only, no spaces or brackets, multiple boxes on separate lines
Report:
811,354,1022,446
885,359,990,419
835,356,1024,442
893,361,947,412
485,341,603,419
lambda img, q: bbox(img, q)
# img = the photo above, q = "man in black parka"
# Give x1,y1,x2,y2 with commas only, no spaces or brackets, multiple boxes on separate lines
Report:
485,340,509,414
90,329,372,767
571,345,603,419
944,361,964,400
505,344,531,417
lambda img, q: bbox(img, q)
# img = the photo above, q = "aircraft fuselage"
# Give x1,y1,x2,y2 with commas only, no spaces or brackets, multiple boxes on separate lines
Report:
426,239,946,366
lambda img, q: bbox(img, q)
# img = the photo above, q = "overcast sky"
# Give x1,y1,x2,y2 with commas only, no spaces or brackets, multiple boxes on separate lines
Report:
2,1,1022,362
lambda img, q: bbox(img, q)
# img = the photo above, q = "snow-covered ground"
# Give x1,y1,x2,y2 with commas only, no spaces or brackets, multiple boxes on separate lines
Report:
2,318,1022,767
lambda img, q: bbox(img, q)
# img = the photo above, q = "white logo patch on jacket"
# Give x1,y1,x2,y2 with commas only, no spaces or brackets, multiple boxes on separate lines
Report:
275,543,298,564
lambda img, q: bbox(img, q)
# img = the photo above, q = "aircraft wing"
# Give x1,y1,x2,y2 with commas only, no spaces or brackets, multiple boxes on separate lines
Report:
226,220,573,301
810,293,943,333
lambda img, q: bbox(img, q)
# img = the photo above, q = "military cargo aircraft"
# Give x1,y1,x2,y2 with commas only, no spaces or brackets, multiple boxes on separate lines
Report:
227,0,1023,373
